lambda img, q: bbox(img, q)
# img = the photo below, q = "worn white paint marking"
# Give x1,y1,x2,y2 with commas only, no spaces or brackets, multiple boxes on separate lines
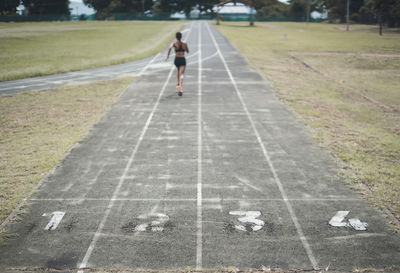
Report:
61,183,74,192
42,211,65,231
143,50,213,74
166,183,195,190
137,52,160,77
77,50,178,273
254,109,271,113
348,218,368,231
124,176,136,180
205,22,320,270
158,174,171,180
327,233,385,241
234,174,263,193
61,161,92,192
196,21,203,271
217,112,247,116
134,213,169,232
148,62,172,69
155,136,180,140
230,211,265,232
329,211,368,231
204,203,223,211
31,197,360,202
164,130,180,134
329,211,350,227
203,184,240,190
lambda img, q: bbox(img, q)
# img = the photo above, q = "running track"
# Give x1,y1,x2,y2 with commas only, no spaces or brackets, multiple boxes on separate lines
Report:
1,21,400,272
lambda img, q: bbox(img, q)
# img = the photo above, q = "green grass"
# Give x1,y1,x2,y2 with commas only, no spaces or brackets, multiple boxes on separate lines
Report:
0,78,133,227
217,22,400,227
0,21,184,82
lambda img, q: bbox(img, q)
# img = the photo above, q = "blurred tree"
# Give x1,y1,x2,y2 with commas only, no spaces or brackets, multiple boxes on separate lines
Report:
0,0,20,15
197,0,220,15
154,0,195,17
253,0,289,19
84,0,153,18
22,0,69,15
392,0,400,26
378,0,400,27
83,0,111,13
288,0,307,20
110,0,152,13
317,0,363,23
313,0,400,30
373,0,399,33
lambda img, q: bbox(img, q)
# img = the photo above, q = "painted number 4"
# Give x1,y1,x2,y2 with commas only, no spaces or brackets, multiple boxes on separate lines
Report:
229,211,265,231
329,211,368,231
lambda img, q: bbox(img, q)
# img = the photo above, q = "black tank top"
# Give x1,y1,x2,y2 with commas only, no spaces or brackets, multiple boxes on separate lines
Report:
175,41,185,53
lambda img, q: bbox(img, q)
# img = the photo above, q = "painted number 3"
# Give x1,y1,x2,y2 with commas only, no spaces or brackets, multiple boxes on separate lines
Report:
229,211,265,231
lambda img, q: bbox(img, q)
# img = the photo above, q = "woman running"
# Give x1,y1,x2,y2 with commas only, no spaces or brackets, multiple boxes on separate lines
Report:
166,32,189,96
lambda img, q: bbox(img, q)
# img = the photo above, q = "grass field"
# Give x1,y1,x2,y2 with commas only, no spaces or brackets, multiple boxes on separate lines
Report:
217,22,400,227
0,78,133,228
0,21,183,82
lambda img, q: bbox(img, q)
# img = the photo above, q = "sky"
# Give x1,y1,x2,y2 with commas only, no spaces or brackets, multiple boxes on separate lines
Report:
69,0,95,15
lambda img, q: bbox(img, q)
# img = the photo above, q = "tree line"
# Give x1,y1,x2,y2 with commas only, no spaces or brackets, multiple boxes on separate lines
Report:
314,0,400,27
1,0,69,16
1,0,399,27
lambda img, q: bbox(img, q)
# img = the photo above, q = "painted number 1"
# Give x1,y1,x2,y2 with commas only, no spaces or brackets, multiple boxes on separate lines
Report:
42,211,65,231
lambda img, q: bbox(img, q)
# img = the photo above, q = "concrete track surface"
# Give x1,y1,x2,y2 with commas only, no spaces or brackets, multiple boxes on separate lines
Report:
1,22,400,272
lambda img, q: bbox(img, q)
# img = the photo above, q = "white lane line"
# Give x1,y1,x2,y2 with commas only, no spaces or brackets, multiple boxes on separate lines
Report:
77,62,175,273
143,51,218,74
205,22,320,270
76,23,195,272
2,51,163,231
30,198,360,202
0,85,27,91
234,174,264,193
0,53,157,95
138,53,161,77
326,233,386,241
196,21,203,271
185,50,199,60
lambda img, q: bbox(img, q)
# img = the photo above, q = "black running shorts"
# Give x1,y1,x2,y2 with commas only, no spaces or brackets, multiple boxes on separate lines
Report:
174,57,186,68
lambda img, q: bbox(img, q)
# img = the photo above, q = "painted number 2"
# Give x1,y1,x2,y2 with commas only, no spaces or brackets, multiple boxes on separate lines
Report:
229,211,265,231
134,213,169,232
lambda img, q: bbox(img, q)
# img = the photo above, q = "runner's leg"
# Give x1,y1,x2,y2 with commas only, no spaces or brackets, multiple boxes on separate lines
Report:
179,66,186,88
